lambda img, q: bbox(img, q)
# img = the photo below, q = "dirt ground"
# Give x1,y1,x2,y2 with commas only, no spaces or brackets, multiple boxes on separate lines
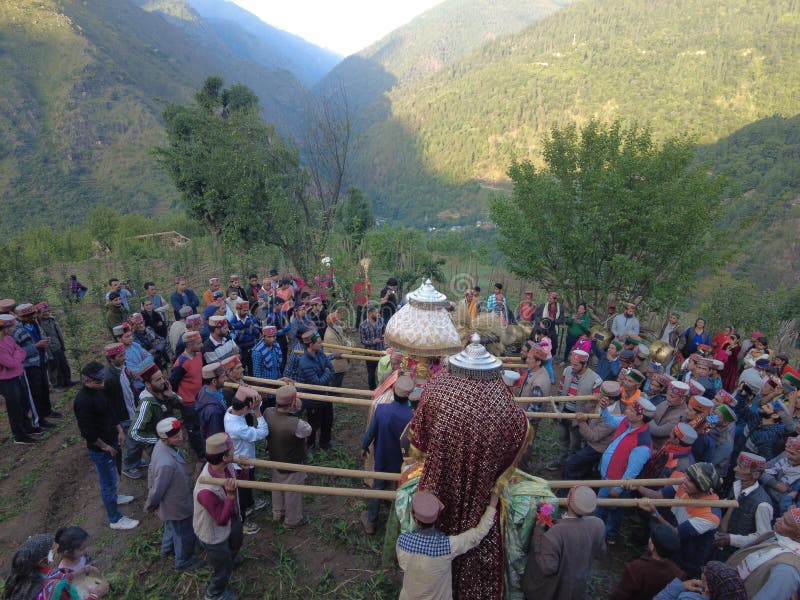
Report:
0,354,642,599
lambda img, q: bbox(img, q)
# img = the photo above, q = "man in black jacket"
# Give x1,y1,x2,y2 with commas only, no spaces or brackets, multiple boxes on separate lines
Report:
73,361,139,530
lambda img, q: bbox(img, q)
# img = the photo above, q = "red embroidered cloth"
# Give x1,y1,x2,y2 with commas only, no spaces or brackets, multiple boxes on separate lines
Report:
411,372,528,599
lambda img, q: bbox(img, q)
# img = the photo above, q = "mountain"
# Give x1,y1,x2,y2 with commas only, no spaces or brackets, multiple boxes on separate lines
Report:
348,0,800,224
697,114,800,288
317,0,573,113
181,0,340,86
0,0,310,230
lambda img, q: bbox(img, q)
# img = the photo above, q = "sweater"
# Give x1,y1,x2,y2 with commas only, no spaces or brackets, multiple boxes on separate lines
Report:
397,505,496,600
196,386,227,439
144,440,193,521
73,387,120,451
0,335,26,380
193,462,239,545
522,516,607,600
649,402,688,450
610,556,685,600
169,351,203,406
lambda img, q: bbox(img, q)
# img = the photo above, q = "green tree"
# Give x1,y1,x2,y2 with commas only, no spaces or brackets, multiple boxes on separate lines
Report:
491,120,724,316
365,225,445,294
337,187,374,245
158,77,353,276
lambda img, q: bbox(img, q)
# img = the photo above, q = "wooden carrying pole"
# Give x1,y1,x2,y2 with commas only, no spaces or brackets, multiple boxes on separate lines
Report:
293,349,381,362
525,412,601,419
515,395,598,403
237,458,680,490
242,376,374,398
323,343,385,356
224,382,374,407
238,457,401,482
198,477,737,507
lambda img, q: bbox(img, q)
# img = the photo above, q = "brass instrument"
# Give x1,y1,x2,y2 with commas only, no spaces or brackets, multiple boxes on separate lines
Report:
648,340,674,365
590,325,613,350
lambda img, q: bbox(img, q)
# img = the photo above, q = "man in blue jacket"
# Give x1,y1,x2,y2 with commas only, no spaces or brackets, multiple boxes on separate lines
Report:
297,329,335,450
360,375,414,534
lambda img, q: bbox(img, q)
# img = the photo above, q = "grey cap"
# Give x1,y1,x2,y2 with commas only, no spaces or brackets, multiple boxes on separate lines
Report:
567,486,597,516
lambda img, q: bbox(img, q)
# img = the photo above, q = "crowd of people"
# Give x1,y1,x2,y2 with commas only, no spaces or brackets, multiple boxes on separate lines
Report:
1,272,799,600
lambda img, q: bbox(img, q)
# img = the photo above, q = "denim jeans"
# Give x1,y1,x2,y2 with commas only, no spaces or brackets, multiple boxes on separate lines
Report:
595,487,629,540
202,519,243,598
161,517,198,569
88,447,123,523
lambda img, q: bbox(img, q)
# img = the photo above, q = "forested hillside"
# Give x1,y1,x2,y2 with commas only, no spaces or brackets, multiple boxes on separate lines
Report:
351,0,800,224
698,115,800,287
0,0,310,232
316,0,573,138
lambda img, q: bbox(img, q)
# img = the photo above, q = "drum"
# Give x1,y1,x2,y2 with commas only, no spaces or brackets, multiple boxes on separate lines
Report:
649,340,675,365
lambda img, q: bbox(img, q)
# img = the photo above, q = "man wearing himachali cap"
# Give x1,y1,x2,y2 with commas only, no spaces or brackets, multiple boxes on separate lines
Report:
594,393,656,543
568,381,624,482
193,432,244,600
726,507,800,598
251,325,284,382
169,330,206,459
761,436,800,513
396,490,500,600
548,348,602,470
203,277,222,308
203,315,239,365
0,312,38,444
649,380,690,450
126,364,182,480
637,462,722,577
713,452,773,560
144,418,203,571
522,486,606,599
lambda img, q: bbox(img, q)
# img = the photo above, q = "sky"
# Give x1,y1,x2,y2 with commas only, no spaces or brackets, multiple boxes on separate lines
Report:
231,0,444,56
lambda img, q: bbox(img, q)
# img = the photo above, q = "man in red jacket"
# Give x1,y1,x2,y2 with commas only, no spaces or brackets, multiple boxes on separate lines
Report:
169,330,205,459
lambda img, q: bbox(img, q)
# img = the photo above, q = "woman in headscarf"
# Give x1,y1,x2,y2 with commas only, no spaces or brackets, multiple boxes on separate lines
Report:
3,534,53,600
653,561,747,600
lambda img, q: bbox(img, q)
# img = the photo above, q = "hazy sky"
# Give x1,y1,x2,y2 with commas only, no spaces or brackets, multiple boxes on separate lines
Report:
231,0,444,56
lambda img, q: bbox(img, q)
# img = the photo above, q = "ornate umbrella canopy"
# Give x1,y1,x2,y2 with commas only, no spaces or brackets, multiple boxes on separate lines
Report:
448,333,504,380
384,279,462,357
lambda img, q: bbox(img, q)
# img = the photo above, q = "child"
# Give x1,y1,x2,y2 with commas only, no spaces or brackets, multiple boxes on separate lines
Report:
761,436,800,512
54,526,91,573
43,526,110,600
396,491,499,600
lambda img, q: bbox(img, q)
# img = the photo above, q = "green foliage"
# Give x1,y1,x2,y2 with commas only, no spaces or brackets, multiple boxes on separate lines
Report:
700,275,799,343
337,187,374,245
491,120,724,315
158,77,305,249
0,0,311,234
347,0,800,225
696,114,800,289
365,225,445,293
